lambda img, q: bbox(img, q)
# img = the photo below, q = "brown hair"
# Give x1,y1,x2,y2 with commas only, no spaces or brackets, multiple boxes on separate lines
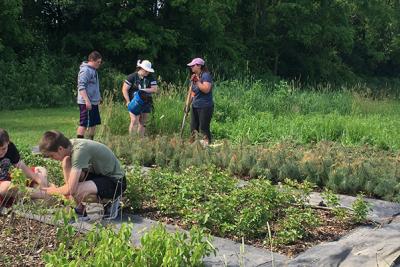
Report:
39,130,71,153
88,51,102,62
0,129,10,146
200,65,209,73
188,64,210,76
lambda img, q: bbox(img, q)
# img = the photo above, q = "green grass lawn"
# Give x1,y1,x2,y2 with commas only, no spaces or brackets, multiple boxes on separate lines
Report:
0,106,77,149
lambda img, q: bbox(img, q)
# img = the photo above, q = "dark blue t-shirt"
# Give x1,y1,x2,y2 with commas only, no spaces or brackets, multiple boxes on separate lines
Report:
0,142,20,181
191,72,213,108
124,72,157,103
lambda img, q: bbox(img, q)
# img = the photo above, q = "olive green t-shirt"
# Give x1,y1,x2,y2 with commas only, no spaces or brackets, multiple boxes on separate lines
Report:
70,139,124,179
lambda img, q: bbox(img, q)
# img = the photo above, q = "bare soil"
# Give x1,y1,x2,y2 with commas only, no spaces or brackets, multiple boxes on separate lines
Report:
0,213,58,266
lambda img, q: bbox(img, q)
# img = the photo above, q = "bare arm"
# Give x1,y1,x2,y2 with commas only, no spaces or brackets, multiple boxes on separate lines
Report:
16,161,43,186
62,156,71,184
44,167,81,196
122,83,131,106
194,81,211,94
79,90,92,109
141,85,158,94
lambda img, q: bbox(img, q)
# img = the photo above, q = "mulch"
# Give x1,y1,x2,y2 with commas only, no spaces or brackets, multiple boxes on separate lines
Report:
0,213,58,266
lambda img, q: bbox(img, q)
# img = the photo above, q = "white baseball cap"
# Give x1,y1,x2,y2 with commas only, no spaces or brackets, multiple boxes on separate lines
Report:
137,60,155,72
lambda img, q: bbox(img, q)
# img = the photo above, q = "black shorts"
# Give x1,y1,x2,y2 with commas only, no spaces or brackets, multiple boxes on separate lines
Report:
79,104,101,127
86,173,126,199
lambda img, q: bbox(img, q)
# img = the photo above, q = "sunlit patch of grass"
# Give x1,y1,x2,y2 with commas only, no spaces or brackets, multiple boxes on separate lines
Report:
0,106,77,149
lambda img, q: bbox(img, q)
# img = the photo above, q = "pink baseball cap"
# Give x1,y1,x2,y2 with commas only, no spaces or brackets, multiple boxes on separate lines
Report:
187,57,205,67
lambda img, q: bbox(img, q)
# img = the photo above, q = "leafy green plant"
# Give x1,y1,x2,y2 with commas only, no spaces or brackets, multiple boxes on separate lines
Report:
126,166,322,245
9,168,28,195
52,196,77,246
275,207,320,245
137,225,215,266
321,188,340,207
321,188,348,220
20,149,64,185
351,193,372,223
43,223,215,266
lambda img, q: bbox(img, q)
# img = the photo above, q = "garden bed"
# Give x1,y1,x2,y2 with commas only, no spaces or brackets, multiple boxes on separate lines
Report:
124,166,374,258
137,203,368,257
0,214,58,266
0,209,216,266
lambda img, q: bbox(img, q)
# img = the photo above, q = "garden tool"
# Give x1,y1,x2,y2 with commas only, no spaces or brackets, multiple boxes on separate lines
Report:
180,83,193,138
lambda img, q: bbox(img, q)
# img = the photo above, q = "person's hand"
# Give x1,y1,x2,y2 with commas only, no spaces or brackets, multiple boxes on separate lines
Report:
86,101,92,110
43,184,57,194
191,74,199,83
126,101,130,107
192,86,200,94
33,166,46,177
33,167,48,188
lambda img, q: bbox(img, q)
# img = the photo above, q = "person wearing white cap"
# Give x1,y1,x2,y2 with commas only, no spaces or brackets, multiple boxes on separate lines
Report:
186,57,214,145
122,60,158,137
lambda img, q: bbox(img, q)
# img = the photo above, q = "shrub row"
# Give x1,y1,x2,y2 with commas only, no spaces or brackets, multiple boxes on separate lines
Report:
102,135,400,202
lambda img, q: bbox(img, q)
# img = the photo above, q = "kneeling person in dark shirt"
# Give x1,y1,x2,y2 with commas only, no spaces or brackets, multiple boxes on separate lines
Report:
0,129,49,206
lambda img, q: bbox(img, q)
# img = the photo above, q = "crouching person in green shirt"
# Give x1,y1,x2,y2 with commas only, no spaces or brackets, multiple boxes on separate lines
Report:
39,130,126,220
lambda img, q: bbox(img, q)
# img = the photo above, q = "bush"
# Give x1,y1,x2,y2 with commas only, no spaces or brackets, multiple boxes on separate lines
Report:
0,54,76,110
44,223,215,266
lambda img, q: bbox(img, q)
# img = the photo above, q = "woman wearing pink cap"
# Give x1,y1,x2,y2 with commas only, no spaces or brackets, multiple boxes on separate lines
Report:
122,60,158,137
187,57,214,145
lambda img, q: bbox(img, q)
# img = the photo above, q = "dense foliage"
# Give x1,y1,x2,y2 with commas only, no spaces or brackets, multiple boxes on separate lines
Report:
44,222,215,266
2,0,400,109
125,166,367,246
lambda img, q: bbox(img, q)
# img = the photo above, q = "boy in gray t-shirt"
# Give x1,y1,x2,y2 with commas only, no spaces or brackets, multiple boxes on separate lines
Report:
39,130,126,219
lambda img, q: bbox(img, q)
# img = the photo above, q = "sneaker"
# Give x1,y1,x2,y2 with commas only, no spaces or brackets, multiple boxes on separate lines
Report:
199,139,209,148
0,206,11,215
103,196,121,220
69,206,90,223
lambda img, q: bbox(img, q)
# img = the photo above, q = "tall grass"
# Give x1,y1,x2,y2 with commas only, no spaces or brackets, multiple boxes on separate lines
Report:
4,78,396,150
99,79,400,149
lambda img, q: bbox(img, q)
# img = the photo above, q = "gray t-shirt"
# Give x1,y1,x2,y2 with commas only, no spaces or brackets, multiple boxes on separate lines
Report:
70,139,124,180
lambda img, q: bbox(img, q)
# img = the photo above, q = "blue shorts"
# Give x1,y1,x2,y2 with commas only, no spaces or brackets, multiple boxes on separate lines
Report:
142,103,152,113
79,104,101,127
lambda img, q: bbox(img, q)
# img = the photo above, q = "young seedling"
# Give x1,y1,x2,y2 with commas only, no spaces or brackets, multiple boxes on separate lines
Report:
351,193,371,223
